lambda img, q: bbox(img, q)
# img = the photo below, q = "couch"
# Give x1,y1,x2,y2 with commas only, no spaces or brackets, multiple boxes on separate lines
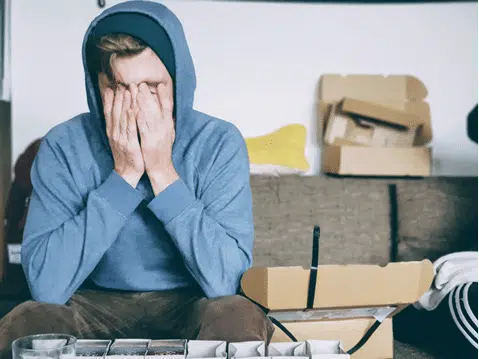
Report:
0,175,477,358
250,175,477,359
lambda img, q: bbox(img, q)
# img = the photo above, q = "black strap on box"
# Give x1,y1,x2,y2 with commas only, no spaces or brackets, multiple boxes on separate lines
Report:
238,288,299,342
306,225,320,310
240,225,384,354
346,319,382,354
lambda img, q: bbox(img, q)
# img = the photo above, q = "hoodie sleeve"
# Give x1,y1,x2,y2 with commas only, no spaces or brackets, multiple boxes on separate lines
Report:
147,129,254,298
21,137,144,304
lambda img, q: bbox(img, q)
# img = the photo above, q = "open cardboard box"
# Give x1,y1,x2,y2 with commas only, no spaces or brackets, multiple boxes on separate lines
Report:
324,98,421,148
241,260,435,359
319,75,432,177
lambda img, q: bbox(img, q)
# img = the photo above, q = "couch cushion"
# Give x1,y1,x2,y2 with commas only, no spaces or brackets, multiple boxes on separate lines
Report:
395,177,478,262
250,175,391,266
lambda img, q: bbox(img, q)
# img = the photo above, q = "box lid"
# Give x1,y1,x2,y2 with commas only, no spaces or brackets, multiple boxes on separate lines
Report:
241,260,434,312
320,75,427,102
339,98,420,130
319,75,432,146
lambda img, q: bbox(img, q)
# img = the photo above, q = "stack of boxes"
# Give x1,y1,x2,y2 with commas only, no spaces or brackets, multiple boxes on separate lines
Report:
319,74,433,177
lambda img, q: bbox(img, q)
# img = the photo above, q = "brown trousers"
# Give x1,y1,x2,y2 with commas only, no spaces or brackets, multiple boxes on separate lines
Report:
0,288,275,359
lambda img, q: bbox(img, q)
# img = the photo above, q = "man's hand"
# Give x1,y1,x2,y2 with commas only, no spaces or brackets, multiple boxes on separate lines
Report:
103,86,145,188
136,82,178,195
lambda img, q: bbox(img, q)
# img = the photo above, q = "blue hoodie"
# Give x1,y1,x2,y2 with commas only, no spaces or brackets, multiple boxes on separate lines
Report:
21,0,254,305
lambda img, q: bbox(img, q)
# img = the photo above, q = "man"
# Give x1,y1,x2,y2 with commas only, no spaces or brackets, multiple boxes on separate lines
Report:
0,1,273,356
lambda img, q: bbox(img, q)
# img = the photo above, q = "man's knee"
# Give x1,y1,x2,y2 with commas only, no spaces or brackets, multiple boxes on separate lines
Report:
198,295,275,342
5,301,48,321
203,295,263,320
1,300,75,332
0,301,75,359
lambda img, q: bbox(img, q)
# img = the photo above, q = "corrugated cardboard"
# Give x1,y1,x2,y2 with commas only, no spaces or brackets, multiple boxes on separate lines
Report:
319,75,432,177
321,145,431,177
324,99,420,148
241,260,434,359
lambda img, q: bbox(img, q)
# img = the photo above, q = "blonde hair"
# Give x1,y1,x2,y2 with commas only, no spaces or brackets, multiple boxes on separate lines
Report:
96,33,147,83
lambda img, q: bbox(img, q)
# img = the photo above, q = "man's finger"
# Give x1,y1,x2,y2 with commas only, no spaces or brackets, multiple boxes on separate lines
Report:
123,89,132,111
157,83,174,120
102,88,114,136
130,83,139,117
119,90,132,137
136,110,149,144
126,109,138,142
137,83,156,112
112,87,124,139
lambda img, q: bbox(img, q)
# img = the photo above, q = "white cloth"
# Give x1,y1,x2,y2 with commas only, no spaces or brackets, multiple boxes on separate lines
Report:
414,251,478,311
448,282,478,349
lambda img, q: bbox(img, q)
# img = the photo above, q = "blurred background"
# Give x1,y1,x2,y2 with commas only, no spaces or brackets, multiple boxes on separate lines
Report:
1,0,477,176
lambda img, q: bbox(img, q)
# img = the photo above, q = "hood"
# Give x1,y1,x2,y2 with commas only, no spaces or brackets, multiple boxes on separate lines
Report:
82,0,196,129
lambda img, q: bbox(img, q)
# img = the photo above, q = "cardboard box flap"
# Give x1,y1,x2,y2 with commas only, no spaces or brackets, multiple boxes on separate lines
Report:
241,260,434,311
339,98,420,130
319,75,427,102
318,75,432,146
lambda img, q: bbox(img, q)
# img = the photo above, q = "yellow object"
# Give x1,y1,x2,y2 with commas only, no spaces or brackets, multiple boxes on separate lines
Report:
245,124,309,172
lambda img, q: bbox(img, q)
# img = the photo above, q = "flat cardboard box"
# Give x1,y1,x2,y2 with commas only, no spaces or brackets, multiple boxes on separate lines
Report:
319,75,432,177
324,98,420,148
322,145,431,177
241,260,434,359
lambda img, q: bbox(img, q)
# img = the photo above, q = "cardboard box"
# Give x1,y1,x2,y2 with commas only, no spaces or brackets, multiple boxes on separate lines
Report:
324,98,420,148
241,260,434,359
319,75,432,177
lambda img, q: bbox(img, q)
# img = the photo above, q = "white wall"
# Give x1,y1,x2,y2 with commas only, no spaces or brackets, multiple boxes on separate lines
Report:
11,0,478,176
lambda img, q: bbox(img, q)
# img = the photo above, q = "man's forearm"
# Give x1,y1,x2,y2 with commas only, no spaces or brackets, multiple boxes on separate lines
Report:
147,178,254,298
23,171,144,304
